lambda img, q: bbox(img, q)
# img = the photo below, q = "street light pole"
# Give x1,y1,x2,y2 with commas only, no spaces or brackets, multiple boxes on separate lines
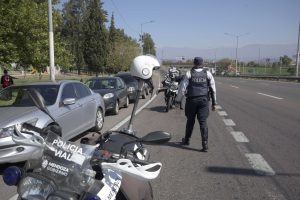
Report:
225,32,249,75
296,21,300,77
140,20,154,55
48,0,55,81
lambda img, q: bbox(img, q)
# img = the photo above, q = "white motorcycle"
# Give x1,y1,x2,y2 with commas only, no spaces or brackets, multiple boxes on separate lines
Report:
3,55,170,200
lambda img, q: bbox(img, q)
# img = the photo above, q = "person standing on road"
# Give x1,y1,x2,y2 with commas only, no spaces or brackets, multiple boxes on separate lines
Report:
175,57,216,152
1,69,14,89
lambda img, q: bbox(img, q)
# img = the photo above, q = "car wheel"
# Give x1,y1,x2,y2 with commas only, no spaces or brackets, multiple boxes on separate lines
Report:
41,124,62,138
124,96,129,108
112,100,119,115
92,108,104,131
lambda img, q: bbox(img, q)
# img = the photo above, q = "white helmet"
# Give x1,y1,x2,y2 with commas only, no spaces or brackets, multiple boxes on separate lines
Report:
130,55,160,80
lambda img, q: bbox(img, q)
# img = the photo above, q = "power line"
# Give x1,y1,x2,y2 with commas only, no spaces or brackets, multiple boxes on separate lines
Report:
109,0,139,36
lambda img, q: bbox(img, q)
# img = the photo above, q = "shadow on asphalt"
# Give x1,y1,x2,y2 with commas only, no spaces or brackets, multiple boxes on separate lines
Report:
163,141,203,152
148,106,167,113
206,166,300,177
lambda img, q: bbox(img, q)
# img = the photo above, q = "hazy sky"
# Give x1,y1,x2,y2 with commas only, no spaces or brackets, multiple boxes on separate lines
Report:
100,0,300,49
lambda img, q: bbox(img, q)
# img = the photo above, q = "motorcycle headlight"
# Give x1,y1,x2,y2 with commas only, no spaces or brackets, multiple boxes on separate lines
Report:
103,93,114,99
18,175,55,200
0,119,38,139
127,87,135,92
0,125,15,139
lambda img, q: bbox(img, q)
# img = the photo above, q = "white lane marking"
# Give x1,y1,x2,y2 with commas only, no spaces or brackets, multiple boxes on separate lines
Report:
230,131,249,143
245,153,276,176
230,85,239,89
257,92,283,100
215,105,222,110
218,111,227,116
223,119,236,126
111,94,157,131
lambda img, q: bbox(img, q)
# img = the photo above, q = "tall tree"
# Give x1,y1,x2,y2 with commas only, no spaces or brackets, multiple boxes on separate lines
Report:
0,0,72,75
82,0,108,75
61,0,86,74
142,33,156,55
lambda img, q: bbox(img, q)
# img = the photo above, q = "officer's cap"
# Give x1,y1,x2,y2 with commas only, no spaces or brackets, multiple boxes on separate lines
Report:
193,57,203,66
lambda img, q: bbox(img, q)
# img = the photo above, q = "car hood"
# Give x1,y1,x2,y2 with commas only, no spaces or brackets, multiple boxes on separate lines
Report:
0,107,39,128
92,89,116,96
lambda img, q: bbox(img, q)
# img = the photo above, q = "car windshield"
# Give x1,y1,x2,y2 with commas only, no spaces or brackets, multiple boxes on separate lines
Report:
87,79,116,90
0,85,59,107
117,75,137,84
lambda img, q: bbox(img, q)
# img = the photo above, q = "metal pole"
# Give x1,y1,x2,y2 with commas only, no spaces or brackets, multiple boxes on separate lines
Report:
296,21,300,77
140,23,143,55
140,20,154,55
225,32,249,76
48,0,55,81
235,36,238,75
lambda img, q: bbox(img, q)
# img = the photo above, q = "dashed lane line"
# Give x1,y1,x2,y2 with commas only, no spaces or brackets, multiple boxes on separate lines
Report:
257,92,283,100
230,85,239,89
217,111,227,116
245,153,276,176
230,131,249,143
218,105,276,177
223,119,236,126
215,105,222,110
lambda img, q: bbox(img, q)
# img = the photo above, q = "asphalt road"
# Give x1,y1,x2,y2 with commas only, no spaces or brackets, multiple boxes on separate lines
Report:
0,72,299,200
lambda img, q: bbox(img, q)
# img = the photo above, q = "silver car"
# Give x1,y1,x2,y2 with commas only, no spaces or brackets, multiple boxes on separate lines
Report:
0,80,105,163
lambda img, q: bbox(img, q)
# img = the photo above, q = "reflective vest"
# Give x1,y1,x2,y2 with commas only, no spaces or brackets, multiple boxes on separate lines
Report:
187,68,208,97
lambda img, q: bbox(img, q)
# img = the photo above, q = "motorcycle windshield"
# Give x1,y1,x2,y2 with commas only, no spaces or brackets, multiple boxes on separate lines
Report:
25,132,97,195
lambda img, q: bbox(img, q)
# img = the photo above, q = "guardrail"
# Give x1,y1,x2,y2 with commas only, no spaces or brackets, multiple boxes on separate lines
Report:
220,75,300,83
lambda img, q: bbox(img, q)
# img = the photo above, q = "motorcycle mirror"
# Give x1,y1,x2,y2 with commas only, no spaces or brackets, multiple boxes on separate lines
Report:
140,131,171,144
27,88,56,122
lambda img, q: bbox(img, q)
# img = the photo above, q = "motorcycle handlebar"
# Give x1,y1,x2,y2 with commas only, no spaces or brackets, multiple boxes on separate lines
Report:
22,123,43,135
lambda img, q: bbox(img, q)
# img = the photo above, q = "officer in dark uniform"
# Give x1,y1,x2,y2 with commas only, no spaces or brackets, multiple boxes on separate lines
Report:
175,57,216,152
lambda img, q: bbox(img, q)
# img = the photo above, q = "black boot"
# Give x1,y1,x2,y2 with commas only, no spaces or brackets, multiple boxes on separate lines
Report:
200,128,208,152
181,137,190,145
201,141,208,152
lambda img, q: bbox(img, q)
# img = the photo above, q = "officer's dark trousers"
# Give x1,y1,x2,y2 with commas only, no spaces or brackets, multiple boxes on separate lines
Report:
184,96,209,142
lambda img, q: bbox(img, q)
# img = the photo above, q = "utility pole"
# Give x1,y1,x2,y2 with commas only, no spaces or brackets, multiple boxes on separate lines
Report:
140,20,154,55
296,21,300,77
48,0,55,81
225,32,249,76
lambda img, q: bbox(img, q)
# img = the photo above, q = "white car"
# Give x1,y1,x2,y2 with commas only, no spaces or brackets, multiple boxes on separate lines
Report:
0,80,105,163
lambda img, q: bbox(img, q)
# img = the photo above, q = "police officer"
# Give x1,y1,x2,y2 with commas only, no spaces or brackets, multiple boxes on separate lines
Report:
175,57,216,152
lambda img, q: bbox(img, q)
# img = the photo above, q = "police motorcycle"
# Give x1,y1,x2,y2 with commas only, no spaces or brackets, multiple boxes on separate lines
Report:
3,55,171,200
158,67,180,112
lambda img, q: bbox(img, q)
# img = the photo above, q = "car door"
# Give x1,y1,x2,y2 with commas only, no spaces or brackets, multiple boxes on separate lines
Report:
54,83,84,139
116,78,127,106
73,82,97,134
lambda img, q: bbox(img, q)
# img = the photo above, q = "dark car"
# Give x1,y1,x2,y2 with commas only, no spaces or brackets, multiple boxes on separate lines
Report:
115,72,149,102
86,77,129,115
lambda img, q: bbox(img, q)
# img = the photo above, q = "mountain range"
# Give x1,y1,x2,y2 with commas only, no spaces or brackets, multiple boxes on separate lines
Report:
156,43,298,62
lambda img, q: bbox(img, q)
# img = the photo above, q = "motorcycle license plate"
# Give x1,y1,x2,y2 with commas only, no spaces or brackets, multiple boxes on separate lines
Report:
97,169,122,200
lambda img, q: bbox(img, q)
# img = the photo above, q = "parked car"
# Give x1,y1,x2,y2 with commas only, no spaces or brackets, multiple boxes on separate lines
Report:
86,77,129,115
0,80,105,163
115,72,150,102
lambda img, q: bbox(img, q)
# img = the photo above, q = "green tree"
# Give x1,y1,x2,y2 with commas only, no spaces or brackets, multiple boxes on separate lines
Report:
106,15,140,73
216,58,232,74
142,33,156,55
82,0,108,75
0,0,72,76
61,0,86,74
280,55,292,66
